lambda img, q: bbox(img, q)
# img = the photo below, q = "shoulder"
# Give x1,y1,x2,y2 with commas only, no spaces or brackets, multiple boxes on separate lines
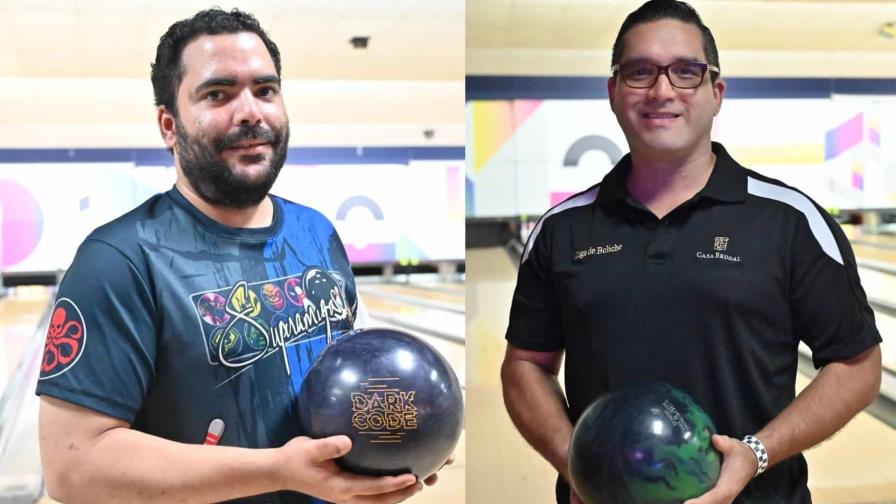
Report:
83,193,170,259
522,183,600,263
271,194,336,230
543,184,602,225
742,168,831,222
742,169,844,264
744,170,819,210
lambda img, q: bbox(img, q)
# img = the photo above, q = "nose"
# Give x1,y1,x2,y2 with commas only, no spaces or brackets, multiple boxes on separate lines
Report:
232,88,263,126
646,70,677,102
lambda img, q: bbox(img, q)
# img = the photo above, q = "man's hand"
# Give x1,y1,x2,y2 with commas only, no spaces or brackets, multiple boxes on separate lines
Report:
278,436,422,504
684,435,757,504
421,455,455,487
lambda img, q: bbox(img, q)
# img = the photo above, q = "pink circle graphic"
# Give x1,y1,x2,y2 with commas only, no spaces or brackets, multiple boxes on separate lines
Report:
0,180,43,268
197,292,230,326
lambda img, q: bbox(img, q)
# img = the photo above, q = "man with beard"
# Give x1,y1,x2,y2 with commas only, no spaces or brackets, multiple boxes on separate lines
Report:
36,9,436,504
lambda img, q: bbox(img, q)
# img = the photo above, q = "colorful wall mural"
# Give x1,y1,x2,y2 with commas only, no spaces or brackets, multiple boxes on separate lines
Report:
466,97,896,218
0,158,464,273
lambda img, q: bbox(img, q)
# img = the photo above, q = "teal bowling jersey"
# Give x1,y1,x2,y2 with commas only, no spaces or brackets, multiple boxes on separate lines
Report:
37,187,360,503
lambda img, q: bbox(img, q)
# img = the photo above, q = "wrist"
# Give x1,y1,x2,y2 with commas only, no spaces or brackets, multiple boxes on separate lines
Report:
558,439,573,483
264,446,288,491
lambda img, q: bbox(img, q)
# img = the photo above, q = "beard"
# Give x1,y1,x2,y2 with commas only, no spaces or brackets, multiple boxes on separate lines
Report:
175,119,290,209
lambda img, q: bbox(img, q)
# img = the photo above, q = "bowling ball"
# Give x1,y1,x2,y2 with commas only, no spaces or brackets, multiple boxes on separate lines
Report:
296,328,463,478
568,383,721,504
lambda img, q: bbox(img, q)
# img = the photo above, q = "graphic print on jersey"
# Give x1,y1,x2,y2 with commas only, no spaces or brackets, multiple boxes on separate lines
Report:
191,266,354,378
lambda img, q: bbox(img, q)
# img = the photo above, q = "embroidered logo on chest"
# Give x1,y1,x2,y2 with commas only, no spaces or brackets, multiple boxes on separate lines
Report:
697,236,741,263
574,243,623,260
714,236,729,251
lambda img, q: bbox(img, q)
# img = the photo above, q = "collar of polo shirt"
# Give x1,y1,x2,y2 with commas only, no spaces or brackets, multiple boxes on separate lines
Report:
594,142,748,209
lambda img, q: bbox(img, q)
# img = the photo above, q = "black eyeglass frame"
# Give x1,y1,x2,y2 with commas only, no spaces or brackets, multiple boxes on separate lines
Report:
610,61,721,89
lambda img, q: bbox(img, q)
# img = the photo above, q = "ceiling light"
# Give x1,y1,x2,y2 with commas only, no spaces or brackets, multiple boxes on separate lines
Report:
350,36,370,49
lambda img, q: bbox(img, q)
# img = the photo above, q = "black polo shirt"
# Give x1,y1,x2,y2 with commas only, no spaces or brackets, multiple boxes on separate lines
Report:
506,142,881,503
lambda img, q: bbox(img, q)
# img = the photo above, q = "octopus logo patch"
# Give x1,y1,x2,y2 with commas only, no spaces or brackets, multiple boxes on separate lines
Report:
39,298,86,380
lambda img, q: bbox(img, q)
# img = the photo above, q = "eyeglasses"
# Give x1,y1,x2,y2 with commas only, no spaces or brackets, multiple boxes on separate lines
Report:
610,61,720,89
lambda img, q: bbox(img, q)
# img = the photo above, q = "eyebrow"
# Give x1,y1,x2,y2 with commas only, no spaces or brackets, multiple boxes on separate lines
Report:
622,57,703,65
194,75,281,94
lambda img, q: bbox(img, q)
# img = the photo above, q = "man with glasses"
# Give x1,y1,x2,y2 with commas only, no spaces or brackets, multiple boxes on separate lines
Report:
501,1,882,503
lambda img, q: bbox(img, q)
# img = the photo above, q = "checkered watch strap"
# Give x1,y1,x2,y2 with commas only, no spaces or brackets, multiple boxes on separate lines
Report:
741,435,768,476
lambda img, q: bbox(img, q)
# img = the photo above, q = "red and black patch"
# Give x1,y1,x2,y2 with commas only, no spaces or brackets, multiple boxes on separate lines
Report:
39,298,87,380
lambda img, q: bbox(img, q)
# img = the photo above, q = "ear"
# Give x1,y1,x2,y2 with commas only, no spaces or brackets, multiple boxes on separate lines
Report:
712,77,725,116
157,106,177,150
607,76,617,112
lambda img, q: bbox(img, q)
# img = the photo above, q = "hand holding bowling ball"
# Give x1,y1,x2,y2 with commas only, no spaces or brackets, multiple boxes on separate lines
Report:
568,383,721,504
297,328,464,480
275,434,422,502
681,434,761,504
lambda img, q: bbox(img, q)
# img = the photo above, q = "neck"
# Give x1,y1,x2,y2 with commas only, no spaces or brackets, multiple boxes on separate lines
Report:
626,144,716,219
175,179,274,229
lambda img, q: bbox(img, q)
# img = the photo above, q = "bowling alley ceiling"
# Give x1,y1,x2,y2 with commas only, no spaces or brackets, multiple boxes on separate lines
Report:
0,0,463,80
467,0,896,77
0,0,465,147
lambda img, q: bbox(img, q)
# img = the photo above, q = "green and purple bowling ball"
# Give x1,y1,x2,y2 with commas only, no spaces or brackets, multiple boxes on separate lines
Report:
568,383,721,504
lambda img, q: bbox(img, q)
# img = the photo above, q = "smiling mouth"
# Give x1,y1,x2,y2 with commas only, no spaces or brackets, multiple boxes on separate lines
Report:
642,113,680,120
225,142,270,151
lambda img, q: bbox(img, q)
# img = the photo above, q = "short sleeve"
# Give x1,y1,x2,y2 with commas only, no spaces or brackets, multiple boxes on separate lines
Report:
505,218,564,352
790,208,881,368
35,238,157,423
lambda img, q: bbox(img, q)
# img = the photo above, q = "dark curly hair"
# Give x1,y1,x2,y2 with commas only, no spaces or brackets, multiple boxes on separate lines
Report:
151,8,282,117
611,0,720,83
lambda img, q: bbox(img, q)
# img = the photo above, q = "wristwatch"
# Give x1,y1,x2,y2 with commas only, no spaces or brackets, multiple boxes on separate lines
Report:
741,435,768,476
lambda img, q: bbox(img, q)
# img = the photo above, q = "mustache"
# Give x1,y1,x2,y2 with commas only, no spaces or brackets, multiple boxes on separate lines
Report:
214,125,281,152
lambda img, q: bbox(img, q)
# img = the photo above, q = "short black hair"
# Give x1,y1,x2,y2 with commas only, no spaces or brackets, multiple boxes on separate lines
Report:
611,0,719,82
151,8,282,117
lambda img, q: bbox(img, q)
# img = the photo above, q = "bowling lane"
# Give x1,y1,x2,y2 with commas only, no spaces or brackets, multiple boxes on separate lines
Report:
358,277,465,504
366,283,464,306
853,266,896,372
0,286,53,503
841,224,896,247
358,288,464,344
845,225,896,266
0,287,51,392
397,276,464,295
801,372,896,503
466,247,560,504
852,244,896,265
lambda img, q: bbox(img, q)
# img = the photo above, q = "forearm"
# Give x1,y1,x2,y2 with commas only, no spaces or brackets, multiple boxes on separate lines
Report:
47,427,283,504
501,359,574,481
756,345,881,467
